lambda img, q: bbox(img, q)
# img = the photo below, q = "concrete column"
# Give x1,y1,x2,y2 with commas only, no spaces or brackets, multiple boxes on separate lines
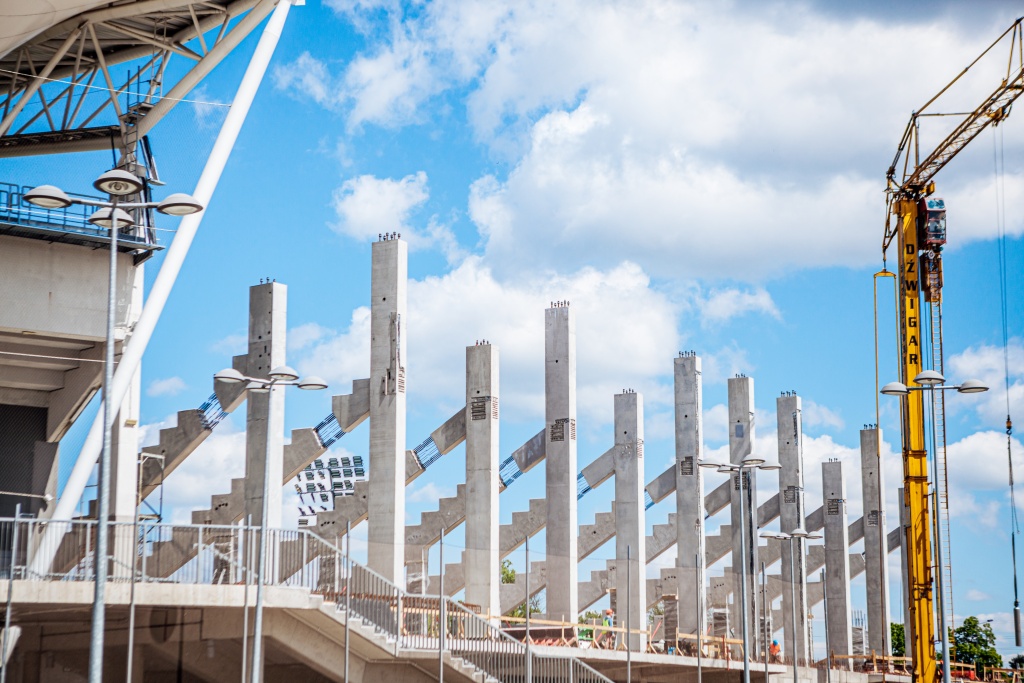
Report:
244,282,287,531
674,353,705,640
899,486,912,635
728,376,758,653
544,303,577,623
368,238,407,585
822,461,852,667
777,393,809,665
614,390,646,651
861,427,891,657
465,342,499,619
109,365,142,578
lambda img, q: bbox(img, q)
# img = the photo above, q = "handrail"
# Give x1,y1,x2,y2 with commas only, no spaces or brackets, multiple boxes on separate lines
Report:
0,517,614,683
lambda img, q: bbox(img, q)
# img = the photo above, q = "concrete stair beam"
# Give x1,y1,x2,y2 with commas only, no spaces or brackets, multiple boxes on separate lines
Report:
430,407,467,455
578,507,617,559
580,447,615,490
332,378,371,432
314,449,424,542
283,427,327,482
139,408,212,503
511,429,546,476
405,484,467,562
498,560,548,614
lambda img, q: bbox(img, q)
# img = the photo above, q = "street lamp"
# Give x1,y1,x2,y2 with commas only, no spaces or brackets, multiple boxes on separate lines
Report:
881,370,988,683
701,455,782,683
25,170,202,683
761,528,823,683
214,366,326,682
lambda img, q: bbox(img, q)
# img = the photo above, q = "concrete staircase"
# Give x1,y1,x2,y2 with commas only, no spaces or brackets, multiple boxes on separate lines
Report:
427,496,547,594
406,484,467,563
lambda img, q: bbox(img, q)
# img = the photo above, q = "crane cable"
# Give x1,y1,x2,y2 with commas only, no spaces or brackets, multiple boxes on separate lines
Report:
993,124,1021,645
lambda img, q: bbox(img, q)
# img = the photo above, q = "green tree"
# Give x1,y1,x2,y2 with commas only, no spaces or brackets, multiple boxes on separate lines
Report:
501,560,541,618
891,623,905,657
952,616,1002,676
1008,653,1024,670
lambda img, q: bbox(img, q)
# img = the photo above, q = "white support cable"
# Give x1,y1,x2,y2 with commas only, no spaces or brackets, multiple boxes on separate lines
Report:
29,0,295,577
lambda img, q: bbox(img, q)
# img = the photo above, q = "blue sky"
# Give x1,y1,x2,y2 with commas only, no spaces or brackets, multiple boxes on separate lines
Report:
4,0,1024,660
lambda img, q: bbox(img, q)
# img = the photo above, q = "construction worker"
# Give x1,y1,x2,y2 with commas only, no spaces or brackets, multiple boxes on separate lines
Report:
599,609,615,649
769,639,782,663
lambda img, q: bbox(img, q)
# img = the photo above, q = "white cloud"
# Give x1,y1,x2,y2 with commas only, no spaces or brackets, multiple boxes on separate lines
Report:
289,322,330,352
294,306,372,389
146,376,187,398
802,399,844,431
310,0,1024,280
698,288,780,326
947,339,1024,425
190,85,228,129
291,258,680,429
210,333,247,356
965,588,992,602
408,481,454,503
331,172,429,241
272,52,337,109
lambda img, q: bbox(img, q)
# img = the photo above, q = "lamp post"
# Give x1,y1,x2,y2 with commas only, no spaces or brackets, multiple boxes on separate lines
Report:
700,455,782,683
214,366,327,683
762,528,823,683
881,370,987,683
25,171,202,683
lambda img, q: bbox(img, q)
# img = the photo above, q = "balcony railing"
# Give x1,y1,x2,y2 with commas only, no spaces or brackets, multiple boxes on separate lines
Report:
0,518,613,683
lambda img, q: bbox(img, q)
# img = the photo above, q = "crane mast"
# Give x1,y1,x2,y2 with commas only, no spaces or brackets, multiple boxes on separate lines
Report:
885,18,1024,683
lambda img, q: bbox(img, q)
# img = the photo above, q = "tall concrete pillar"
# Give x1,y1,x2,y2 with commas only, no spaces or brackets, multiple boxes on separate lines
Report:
728,376,758,653
899,487,912,635
674,353,706,641
614,390,646,651
465,342,499,619
544,303,577,623
244,282,287,530
861,427,891,657
777,393,809,665
822,461,852,667
368,238,407,585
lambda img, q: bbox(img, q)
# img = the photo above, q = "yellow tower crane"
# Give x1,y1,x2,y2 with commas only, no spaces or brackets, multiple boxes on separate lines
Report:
885,18,1024,683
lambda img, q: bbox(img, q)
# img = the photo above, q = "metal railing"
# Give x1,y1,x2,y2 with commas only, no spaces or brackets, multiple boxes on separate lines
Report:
1,518,613,683
0,182,157,247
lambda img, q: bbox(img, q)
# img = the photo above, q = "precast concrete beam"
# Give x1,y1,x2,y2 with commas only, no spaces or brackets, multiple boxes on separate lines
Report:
510,428,546,477
333,378,371,432
431,406,467,455
581,446,615,490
